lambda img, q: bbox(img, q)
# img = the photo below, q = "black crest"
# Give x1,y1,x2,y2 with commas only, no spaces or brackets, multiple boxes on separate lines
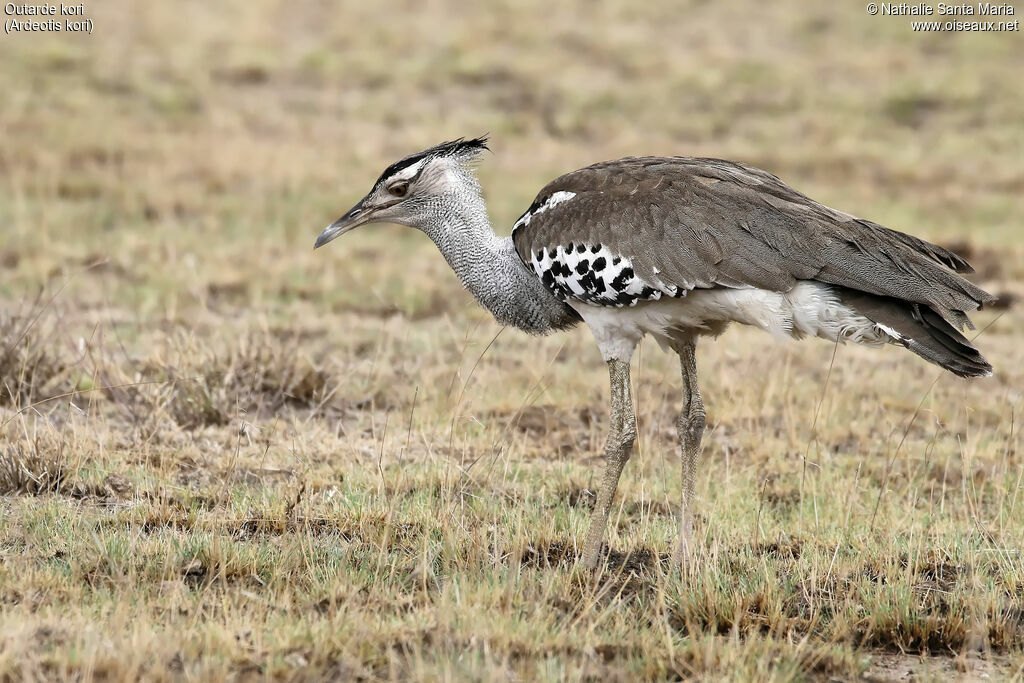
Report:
374,136,490,187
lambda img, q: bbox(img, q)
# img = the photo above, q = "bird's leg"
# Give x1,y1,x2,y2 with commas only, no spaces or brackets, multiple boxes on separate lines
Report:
674,338,706,566
581,359,637,570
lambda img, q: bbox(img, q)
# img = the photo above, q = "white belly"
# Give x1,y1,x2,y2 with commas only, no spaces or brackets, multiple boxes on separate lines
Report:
568,281,891,361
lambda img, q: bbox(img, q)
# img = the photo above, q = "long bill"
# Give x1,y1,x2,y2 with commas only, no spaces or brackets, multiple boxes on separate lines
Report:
314,199,371,249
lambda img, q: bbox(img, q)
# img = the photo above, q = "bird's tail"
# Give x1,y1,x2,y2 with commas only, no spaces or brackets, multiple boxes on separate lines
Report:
835,288,993,378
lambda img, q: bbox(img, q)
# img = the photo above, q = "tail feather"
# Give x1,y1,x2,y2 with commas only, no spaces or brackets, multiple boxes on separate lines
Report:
835,288,992,378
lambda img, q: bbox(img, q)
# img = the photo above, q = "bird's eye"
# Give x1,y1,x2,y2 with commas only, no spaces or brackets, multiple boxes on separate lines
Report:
388,182,409,198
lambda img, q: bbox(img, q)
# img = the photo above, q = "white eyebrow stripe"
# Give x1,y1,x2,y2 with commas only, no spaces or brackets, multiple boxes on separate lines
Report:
391,158,426,182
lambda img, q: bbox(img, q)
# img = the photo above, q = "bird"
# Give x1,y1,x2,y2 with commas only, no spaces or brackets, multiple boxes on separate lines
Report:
314,137,995,570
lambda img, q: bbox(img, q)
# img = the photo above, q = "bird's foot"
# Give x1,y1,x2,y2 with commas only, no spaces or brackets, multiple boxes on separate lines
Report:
673,520,695,569
673,542,692,569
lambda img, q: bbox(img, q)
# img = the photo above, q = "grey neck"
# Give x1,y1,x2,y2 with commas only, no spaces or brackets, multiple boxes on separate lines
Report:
420,191,580,334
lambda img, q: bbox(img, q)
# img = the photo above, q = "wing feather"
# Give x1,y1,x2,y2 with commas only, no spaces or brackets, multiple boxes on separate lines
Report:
512,157,994,325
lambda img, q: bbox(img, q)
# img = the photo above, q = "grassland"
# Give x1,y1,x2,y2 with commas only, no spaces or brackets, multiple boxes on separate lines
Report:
1,1,1023,680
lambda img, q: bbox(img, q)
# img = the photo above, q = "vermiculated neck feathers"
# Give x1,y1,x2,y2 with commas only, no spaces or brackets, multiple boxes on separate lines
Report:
421,189,580,334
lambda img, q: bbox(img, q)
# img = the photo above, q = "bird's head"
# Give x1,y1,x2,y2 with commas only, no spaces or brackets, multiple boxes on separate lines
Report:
314,136,490,249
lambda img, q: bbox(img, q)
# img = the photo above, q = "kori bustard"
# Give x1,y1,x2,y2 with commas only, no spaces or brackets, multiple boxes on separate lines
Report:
315,137,994,570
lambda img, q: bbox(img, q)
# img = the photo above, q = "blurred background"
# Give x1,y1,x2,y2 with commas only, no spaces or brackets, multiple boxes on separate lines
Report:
1,2,1022,678
2,0,1021,319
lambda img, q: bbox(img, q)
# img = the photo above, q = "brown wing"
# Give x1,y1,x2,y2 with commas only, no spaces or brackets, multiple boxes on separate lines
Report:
511,156,994,325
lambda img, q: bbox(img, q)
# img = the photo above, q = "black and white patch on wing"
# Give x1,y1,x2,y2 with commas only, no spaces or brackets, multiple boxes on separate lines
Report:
529,243,682,307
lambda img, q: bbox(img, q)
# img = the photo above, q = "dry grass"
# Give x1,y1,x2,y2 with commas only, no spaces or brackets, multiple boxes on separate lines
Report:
1,1,1023,680
0,305,68,408
0,434,74,497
